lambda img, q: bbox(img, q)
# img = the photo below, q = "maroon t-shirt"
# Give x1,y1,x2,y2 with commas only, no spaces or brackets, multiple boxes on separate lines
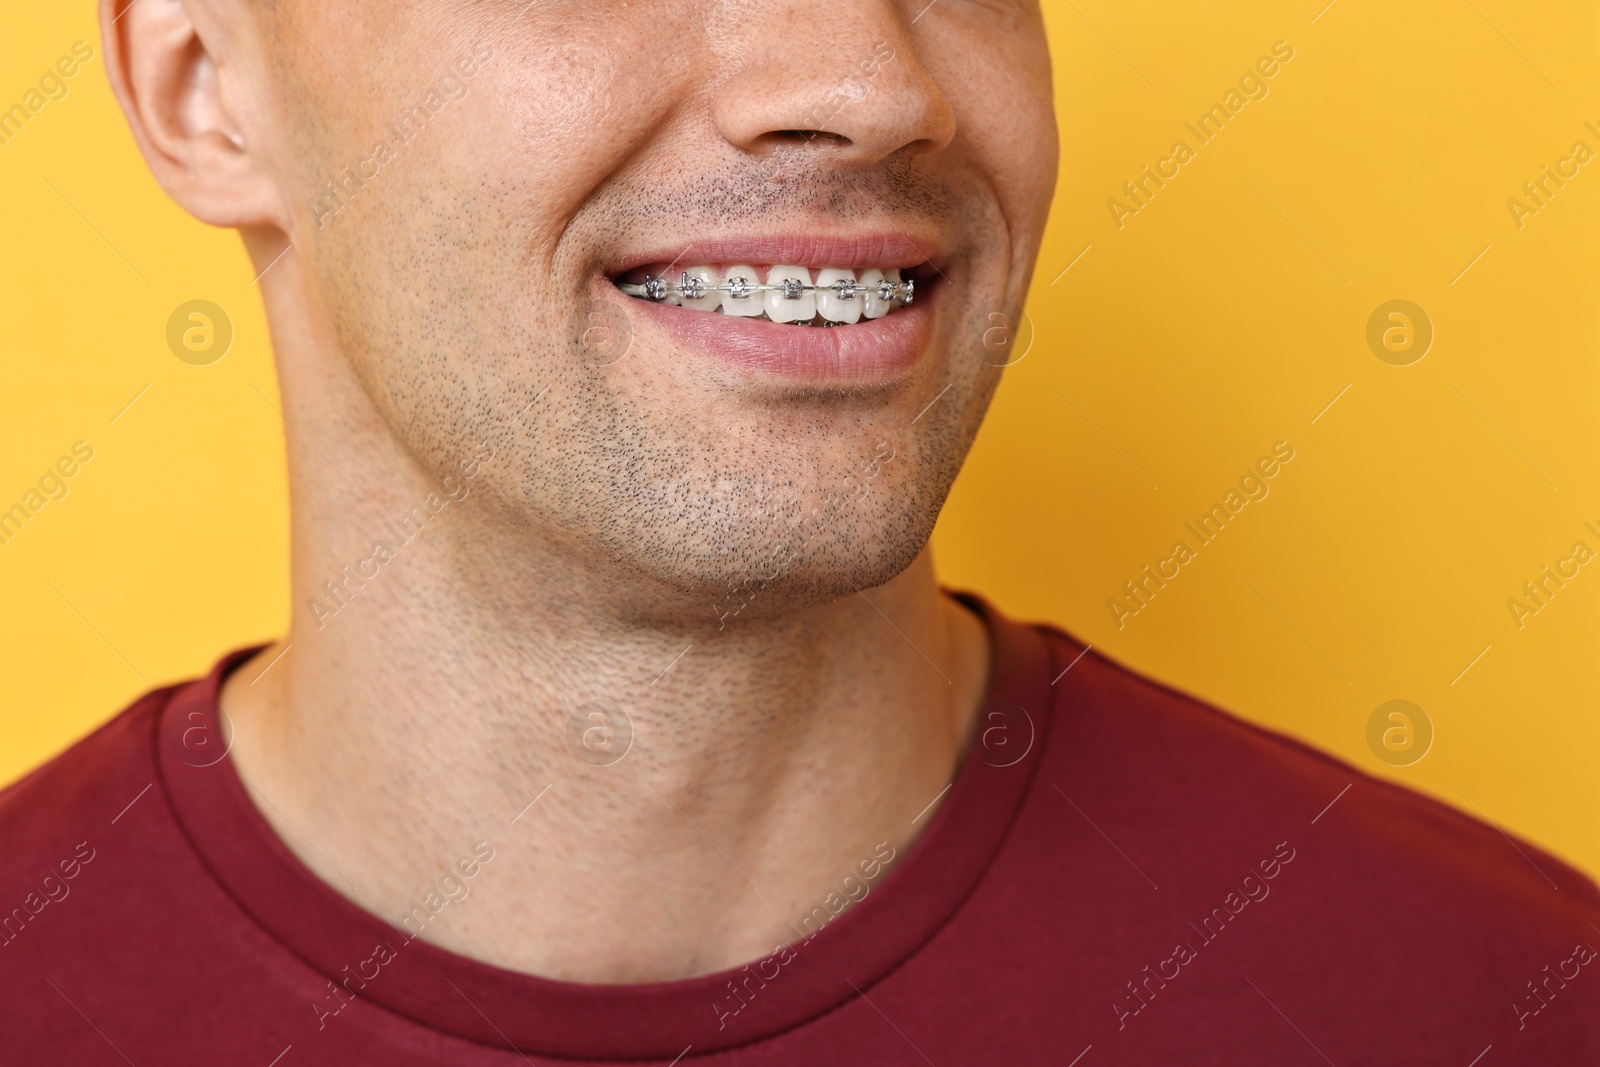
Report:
2,598,1596,1063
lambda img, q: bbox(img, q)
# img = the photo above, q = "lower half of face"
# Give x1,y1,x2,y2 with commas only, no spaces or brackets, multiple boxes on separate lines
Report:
290,3,1055,617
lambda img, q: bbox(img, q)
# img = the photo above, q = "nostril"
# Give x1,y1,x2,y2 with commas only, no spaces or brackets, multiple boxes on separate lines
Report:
767,129,851,148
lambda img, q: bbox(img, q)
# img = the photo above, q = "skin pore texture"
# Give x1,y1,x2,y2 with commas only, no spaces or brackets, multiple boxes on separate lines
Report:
102,0,1056,981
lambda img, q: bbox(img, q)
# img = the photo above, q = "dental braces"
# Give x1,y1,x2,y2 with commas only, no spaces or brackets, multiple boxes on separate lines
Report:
618,272,915,306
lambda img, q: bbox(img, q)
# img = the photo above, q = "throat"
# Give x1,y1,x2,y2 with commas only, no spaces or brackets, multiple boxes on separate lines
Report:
218,554,989,983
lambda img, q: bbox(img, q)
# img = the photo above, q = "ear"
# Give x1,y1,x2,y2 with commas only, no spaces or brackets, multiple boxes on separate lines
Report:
101,0,283,229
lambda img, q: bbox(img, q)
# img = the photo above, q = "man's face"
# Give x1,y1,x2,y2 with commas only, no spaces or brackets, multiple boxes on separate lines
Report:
264,0,1056,621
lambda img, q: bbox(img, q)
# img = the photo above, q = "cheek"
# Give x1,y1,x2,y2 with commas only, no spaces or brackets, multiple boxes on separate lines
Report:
294,26,678,443
933,29,1057,252
484,26,692,232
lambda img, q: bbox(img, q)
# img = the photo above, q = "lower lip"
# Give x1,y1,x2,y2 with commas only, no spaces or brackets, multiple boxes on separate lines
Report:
604,280,935,383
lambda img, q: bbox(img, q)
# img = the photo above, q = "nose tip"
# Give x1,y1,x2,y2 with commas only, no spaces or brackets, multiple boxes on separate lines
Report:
710,11,956,169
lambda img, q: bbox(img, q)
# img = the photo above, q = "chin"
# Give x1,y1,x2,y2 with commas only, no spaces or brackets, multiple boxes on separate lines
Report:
700,536,933,627
657,486,944,628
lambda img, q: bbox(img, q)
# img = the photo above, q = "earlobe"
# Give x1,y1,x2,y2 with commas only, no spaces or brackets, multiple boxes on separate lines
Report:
101,0,284,229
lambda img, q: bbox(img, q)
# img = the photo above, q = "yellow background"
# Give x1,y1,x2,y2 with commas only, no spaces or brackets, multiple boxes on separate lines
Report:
2,2,1596,874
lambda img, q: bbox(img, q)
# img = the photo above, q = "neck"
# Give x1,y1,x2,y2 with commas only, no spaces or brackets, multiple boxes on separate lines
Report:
219,258,991,982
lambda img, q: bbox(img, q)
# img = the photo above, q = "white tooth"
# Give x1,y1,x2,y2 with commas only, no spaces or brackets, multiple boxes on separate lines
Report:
860,268,890,320
679,266,721,313
765,265,815,324
814,268,862,325
721,266,763,316
655,273,681,305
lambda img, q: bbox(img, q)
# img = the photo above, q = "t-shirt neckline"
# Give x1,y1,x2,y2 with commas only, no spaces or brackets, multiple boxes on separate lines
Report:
155,593,1055,1060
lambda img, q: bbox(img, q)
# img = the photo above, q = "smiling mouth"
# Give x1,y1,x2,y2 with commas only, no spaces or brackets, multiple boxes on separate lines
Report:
613,264,920,326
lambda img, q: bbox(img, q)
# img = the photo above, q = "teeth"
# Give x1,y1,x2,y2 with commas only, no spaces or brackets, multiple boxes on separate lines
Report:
765,266,815,324
721,266,763,317
859,268,889,320
679,266,721,313
617,266,915,324
815,268,862,325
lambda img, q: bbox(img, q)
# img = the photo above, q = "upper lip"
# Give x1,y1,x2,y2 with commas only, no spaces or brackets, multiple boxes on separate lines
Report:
602,232,945,277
